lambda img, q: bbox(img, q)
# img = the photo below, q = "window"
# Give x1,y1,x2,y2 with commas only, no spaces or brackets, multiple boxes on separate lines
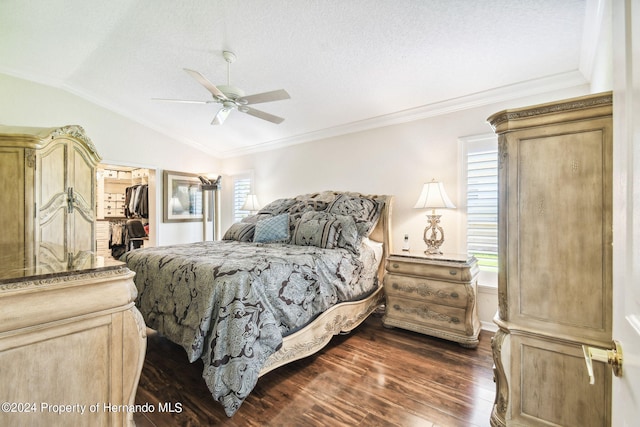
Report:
232,175,252,223
462,134,498,285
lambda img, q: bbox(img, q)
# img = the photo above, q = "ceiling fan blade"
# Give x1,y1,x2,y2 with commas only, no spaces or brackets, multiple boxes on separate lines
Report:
184,68,228,100
238,89,290,105
152,98,213,104
242,106,285,124
212,107,233,125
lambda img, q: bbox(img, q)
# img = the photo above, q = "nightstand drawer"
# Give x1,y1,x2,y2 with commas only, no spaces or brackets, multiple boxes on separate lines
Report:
384,273,468,309
386,258,475,282
385,295,468,333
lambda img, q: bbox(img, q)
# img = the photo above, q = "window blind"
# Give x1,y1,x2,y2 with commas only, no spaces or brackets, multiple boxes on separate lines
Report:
467,149,498,272
233,176,252,223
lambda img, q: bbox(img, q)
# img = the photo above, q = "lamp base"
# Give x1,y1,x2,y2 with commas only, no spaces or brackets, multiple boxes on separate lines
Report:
424,247,443,255
423,214,445,255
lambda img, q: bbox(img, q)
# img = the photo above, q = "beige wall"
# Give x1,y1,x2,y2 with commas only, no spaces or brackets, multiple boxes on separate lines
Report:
1,71,593,328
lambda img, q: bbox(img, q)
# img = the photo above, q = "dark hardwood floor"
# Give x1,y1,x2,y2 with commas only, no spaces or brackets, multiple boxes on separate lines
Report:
133,314,496,427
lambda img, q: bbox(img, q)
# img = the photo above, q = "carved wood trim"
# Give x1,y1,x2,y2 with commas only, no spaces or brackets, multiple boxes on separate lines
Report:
0,266,133,291
47,125,101,163
488,92,613,130
259,286,384,376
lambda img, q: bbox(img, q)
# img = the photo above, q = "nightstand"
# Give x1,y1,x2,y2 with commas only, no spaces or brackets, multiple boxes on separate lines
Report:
383,252,480,348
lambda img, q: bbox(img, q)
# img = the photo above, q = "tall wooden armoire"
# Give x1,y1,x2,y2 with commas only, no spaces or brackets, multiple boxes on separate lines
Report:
487,92,613,426
0,125,101,273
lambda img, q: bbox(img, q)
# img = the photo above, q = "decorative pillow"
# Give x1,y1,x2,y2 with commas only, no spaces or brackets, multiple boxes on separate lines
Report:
257,198,296,216
296,211,360,254
241,213,272,224
327,194,383,237
288,200,329,216
222,222,255,242
291,212,342,249
254,213,290,243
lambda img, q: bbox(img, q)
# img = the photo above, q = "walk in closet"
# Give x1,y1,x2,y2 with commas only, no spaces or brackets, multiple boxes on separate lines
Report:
96,164,156,260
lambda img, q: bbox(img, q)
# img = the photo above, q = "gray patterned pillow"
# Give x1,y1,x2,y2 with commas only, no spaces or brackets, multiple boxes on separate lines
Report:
291,212,342,249
257,198,296,215
241,213,272,224
288,200,329,216
222,222,255,242
327,194,383,237
296,211,360,254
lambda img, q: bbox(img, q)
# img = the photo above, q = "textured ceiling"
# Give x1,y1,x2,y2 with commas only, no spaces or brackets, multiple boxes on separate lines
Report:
0,0,594,158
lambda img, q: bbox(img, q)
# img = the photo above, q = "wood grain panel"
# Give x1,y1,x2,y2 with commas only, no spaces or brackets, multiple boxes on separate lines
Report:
517,128,607,330
512,335,609,427
0,148,25,268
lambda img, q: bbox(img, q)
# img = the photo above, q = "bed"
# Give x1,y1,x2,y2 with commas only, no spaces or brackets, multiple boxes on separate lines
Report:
121,191,393,416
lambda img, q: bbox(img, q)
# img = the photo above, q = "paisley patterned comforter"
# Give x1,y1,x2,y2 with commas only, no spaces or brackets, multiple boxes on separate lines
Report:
121,239,380,416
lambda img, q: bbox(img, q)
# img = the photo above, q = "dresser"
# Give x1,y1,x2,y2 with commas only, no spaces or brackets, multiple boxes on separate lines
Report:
488,92,613,427
383,252,480,347
0,257,146,427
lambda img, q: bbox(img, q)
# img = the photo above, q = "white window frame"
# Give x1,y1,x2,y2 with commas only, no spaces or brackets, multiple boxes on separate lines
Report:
459,133,498,288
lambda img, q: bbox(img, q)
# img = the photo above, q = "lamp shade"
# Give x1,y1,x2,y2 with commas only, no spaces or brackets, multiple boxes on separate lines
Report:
241,194,261,211
414,181,456,209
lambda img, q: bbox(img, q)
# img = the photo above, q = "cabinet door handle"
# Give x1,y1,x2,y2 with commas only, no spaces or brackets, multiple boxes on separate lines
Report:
581,341,623,384
67,187,75,213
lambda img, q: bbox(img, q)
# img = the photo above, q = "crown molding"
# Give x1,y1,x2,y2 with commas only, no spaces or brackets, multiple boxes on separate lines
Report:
219,70,588,158
2,67,588,160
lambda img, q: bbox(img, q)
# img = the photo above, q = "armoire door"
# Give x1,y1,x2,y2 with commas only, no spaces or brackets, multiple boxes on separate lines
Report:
37,138,96,266
68,141,96,256
0,147,32,271
37,140,68,265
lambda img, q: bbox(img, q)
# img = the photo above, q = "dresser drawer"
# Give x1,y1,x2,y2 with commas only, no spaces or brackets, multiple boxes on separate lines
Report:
384,273,468,309
385,295,467,333
386,258,475,282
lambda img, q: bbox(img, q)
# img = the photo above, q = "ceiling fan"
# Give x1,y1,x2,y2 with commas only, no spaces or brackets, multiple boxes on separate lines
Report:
154,51,290,125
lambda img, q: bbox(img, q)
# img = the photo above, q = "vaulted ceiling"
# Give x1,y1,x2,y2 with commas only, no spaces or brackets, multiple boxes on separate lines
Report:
1,1,596,158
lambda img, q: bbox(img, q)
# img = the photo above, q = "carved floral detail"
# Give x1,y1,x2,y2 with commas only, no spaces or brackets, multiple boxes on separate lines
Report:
490,329,509,423
498,290,508,320
25,148,36,168
498,136,508,170
48,125,100,159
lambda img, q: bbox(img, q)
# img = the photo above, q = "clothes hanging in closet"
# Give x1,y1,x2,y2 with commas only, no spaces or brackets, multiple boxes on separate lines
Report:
124,184,148,218
109,220,127,258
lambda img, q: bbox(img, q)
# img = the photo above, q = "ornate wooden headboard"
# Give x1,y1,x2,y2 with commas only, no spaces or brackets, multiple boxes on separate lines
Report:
367,194,393,285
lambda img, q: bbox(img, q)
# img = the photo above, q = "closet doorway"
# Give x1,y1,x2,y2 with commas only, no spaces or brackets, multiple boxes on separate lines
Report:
96,163,157,260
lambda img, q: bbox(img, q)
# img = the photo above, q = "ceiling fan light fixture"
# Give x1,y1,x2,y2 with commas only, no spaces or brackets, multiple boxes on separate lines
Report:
160,50,290,125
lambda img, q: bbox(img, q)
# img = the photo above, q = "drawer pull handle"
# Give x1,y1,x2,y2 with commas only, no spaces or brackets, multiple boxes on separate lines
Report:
393,263,399,268
451,292,459,298
449,270,457,276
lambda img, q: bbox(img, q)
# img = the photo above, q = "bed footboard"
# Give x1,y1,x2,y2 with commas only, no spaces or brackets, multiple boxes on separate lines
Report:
259,284,384,376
